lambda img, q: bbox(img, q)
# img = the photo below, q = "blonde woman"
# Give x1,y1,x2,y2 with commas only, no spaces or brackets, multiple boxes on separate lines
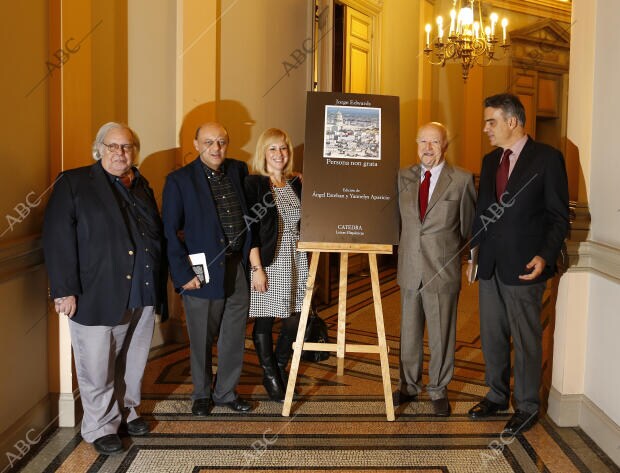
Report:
244,128,308,401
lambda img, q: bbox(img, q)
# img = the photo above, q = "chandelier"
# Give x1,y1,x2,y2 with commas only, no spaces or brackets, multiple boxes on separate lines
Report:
423,0,510,82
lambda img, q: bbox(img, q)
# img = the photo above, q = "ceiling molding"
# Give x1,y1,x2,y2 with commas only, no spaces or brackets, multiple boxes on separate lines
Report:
488,0,571,23
510,19,571,48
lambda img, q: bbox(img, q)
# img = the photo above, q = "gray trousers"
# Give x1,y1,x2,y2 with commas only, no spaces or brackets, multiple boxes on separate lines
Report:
69,306,155,443
399,287,458,400
479,274,545,414
182,256,249,403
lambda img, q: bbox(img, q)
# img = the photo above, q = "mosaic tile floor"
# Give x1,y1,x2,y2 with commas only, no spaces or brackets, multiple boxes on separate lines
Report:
16,267,620,472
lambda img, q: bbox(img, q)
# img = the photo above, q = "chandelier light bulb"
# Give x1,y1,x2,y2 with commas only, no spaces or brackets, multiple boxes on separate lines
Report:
421,0,511,82
461,6,474,26
449,9,457,34
490,12,498,36
436,16,444,39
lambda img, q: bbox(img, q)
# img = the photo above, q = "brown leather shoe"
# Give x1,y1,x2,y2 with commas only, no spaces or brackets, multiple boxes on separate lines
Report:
432,397,451,417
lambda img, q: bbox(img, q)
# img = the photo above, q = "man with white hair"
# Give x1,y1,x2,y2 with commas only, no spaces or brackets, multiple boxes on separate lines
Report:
395,122,476,416
43,122,167,455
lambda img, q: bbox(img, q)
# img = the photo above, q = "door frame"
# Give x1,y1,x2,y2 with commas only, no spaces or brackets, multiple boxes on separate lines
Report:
312,0,382,93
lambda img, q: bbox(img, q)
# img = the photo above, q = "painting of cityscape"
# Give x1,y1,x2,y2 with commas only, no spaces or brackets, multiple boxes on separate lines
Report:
323,105,381,160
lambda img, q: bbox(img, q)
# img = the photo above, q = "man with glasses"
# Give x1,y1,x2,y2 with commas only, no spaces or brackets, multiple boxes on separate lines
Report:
162,122,253,416
43,122,167,455
394,122,476,416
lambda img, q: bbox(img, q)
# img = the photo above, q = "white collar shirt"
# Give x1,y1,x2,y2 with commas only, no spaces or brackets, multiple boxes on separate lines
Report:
420,160,446,203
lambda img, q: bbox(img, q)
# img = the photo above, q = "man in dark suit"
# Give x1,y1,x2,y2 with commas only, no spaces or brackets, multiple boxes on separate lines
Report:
395,122,476,416
468,94,569,433
162,122,253,415
43,122,167,455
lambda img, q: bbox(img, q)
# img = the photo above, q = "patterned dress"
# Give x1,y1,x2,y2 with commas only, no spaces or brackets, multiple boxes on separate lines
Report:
249,182,309,318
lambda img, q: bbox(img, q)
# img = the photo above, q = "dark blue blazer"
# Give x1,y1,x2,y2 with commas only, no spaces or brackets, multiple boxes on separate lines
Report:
471,137,569,285
162,157,252,299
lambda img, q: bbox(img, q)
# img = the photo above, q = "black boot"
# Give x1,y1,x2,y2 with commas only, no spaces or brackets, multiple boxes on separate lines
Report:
275,313,301,391
253,332,285,402
275,333,293,388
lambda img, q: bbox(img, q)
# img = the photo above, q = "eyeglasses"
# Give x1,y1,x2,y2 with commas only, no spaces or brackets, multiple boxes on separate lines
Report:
103,143,135,153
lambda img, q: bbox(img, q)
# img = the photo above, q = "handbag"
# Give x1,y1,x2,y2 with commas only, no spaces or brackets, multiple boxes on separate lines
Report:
301,308,330,362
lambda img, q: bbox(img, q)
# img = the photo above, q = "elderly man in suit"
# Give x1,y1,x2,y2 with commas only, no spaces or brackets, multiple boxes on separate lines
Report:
43,122,167,455
468,94,569,434
162,122,253,416
395,122,476,416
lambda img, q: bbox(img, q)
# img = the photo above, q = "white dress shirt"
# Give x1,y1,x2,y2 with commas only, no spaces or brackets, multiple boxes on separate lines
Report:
420,160,446,204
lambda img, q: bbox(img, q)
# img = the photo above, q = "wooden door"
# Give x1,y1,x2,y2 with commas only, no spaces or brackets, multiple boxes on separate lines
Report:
344,6,372,93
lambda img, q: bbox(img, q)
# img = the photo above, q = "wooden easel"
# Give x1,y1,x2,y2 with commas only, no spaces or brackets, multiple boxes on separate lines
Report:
281,242,395,421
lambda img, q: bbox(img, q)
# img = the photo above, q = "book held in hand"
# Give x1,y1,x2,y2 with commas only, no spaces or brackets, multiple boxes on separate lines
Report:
468,246,479,284
189,252,209,285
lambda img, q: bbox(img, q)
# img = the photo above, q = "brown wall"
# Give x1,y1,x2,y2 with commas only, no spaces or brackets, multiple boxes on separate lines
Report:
380,0,422,168
0,1,52,466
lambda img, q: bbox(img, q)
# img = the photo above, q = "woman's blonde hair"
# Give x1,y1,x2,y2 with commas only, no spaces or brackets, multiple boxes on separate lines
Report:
249,128,294,176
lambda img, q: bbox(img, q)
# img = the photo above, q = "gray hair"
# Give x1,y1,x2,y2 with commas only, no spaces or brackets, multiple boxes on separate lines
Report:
484,93,526,127
91,122,141,161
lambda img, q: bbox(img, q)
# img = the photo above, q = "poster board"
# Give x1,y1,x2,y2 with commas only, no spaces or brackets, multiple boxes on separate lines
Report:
300,92,400,245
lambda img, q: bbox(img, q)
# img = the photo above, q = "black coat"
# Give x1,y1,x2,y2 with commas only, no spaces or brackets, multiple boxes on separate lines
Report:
471,137,569,285
243,175,302,267
43,161,168,326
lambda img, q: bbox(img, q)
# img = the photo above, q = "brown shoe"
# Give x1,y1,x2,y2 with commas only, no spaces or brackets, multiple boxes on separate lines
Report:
432,397,451,417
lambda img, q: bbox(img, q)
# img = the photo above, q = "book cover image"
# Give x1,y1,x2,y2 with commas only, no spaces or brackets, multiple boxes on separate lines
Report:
301,92,400,245
323,105,381,160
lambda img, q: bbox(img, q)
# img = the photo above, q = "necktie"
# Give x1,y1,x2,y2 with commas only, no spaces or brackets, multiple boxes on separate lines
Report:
495,148,512,201
419,170,432,221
